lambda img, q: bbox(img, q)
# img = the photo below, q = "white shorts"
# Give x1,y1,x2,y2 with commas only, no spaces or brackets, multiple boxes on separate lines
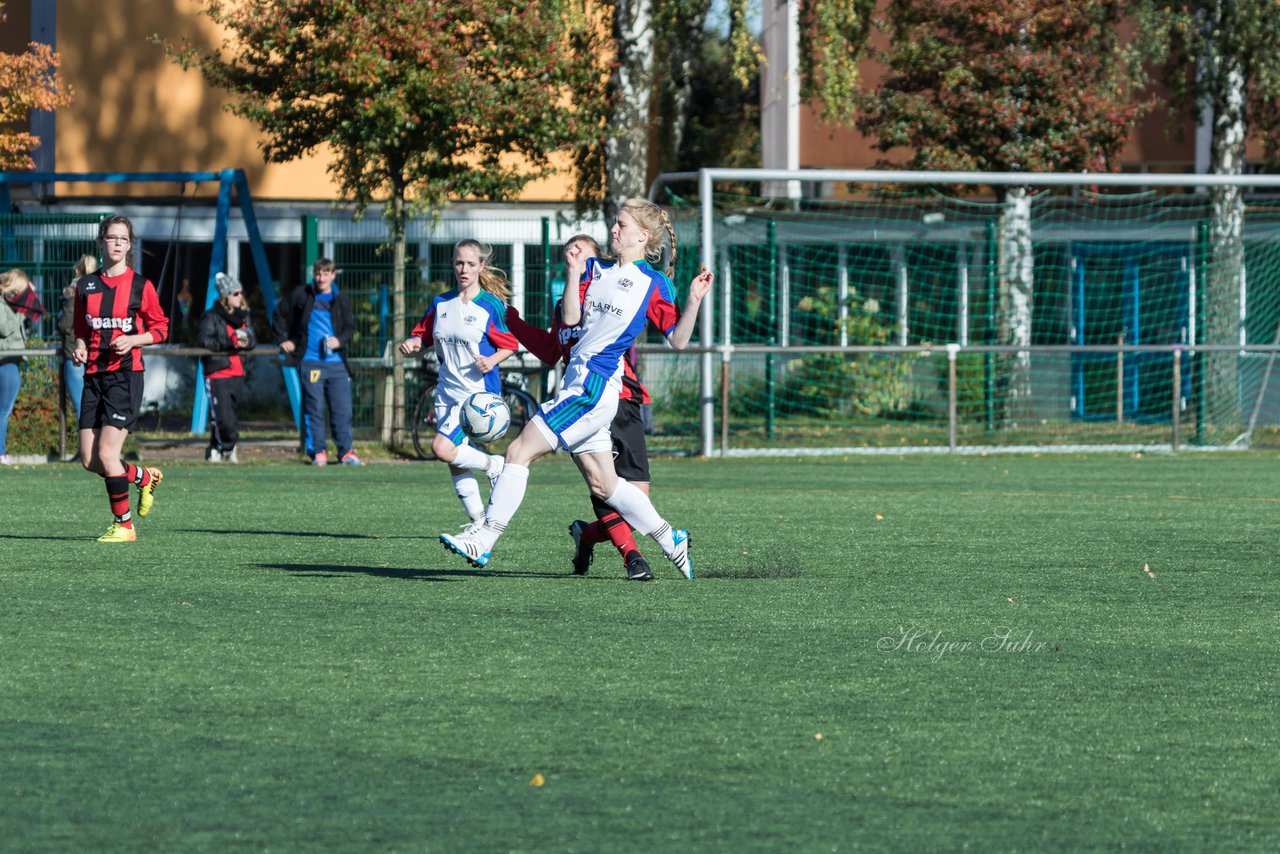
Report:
532,369,619,455
434,394,470,447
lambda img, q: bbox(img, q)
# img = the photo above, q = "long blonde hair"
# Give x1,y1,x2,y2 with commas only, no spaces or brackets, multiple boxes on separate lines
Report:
619,199,676,277
75,254,99,278
0,268,32,296
454,239,511,301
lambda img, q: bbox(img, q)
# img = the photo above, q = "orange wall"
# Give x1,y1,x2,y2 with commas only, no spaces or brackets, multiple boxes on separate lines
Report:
49,0,577,202
51,0,340,200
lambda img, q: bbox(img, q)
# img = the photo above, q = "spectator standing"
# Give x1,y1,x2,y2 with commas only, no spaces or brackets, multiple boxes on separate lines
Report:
199,273,256,462
1,268,43,465
272,258,362,466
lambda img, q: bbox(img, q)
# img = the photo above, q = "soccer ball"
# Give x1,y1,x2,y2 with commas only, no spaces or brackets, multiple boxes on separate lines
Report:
461,392,511,444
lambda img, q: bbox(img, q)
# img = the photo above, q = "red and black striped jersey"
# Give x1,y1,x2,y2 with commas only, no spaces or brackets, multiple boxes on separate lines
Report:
73,271,169,374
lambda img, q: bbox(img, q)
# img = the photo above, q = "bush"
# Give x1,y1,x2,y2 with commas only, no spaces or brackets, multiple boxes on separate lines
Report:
784,287,916,418
7,340,68,457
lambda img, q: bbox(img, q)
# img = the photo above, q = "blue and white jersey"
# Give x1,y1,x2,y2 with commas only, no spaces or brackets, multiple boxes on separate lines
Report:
566,257,680,388
409,289,518,401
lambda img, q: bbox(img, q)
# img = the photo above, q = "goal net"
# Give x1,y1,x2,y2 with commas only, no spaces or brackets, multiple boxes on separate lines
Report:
642,169,1280,456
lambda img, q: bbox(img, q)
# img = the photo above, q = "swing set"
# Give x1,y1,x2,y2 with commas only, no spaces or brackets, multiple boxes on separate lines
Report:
0,168,303,435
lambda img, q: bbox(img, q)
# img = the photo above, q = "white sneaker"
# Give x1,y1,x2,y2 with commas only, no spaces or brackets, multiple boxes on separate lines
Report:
207,449,222,463
668,529,693,580
486,454,504,486
440,531,492,568
460,518,484,536
227,446,239,464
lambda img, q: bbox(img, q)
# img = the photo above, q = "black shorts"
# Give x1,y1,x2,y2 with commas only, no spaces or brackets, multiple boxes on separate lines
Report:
611,398,650,483
80,370,144,431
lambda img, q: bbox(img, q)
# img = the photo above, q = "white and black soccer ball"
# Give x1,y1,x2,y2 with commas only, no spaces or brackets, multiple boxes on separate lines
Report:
461,391,511,444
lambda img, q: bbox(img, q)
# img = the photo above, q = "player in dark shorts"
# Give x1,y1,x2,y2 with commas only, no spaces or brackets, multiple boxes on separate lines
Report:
72,215,170,542
504,235,658,581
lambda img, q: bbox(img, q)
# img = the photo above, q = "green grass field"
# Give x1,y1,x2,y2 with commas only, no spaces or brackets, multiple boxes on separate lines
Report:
2,453,1277,851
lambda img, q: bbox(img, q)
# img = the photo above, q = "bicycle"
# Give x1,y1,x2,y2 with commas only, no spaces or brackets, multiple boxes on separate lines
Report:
410,352,540,460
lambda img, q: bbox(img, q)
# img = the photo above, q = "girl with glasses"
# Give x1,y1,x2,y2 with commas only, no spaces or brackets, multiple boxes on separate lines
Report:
72,215,169,542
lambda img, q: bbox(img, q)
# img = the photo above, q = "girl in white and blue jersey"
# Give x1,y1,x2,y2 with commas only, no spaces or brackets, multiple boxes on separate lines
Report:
441,199,713,577
400,240,518,529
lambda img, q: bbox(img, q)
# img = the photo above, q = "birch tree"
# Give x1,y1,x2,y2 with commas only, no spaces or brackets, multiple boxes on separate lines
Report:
581,0,759,222
1144,1,1280,428
838,0,1150,424
604,0,658,224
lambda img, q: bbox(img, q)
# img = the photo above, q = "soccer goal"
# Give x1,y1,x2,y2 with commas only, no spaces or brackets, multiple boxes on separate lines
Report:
644,169,1280,457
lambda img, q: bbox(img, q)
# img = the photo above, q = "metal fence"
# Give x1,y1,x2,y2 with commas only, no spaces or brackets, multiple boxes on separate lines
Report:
0,213,103,342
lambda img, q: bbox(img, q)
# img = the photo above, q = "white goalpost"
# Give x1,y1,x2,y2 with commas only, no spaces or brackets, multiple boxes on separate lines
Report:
645,168,1280,457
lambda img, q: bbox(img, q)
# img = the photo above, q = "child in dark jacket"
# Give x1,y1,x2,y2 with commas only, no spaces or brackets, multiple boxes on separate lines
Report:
198,273,256,462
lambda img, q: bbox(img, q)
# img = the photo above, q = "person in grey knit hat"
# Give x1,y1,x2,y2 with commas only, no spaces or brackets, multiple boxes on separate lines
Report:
198,273,256,462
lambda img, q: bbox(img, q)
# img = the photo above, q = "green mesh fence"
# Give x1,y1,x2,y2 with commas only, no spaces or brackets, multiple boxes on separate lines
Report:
14,191,1280,456
0,214,104,456
648,187,1280,452
0,213,103,342
314,215,567,438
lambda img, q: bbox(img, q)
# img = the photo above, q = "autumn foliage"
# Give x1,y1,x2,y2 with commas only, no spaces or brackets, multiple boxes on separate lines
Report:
857,0,1150,175
0,1,73,170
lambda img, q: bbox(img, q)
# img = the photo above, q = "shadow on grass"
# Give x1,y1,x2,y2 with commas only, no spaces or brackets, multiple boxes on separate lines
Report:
0,534,101,541
254,562,551,580
180,528,387,540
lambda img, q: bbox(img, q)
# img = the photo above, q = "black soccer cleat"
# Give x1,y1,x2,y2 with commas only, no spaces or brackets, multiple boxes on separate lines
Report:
625,553,654,582
569,520,593,575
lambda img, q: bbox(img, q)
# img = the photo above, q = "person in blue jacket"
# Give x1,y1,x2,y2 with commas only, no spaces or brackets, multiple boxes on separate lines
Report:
272,258,361,466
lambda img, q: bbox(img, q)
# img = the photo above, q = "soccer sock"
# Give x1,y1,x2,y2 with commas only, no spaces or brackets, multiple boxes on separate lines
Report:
451,443,491,471
105,475,132,527
647,522,677,556
582,520,609,545
582,496,612,544
451,472,485,521
590,496,639,559
604,480,675,555
479,464,529,547
124,463,152,488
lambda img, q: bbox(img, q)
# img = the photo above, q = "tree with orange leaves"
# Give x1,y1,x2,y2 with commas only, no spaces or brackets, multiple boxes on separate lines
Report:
0,1,73,170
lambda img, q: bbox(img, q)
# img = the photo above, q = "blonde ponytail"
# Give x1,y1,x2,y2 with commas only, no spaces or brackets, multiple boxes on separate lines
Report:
620,198,676,277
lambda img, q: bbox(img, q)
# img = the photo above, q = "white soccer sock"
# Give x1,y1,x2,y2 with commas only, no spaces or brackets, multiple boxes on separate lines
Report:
604,481,675,555
479,463,530,547
485,453,504,481
451,472,485,521
451,442,491,471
